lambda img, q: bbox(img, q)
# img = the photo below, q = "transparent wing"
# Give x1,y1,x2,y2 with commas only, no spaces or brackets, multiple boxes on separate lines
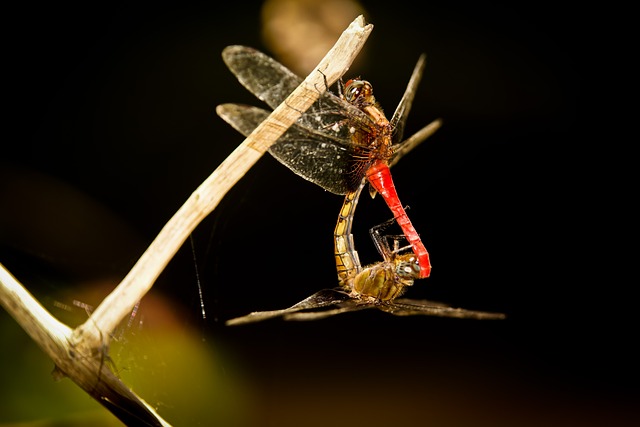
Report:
225,289,351,326
390,53,427,145
283,298,373,321
226,289,506,325
221,45,374,141
381,298,507,320
221,45,302,109
386,54,444,169
389,118,442,168
217,103,361,194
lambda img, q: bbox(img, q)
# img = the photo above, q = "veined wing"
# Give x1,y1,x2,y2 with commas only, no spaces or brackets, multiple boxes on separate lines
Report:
390,53,427,145
221,45,375,142
217,103,363,194
225,289,351,326
286,298,507,321
389,118,442,169
383,298,507,320
283,300,373,321
217,104,443,194
226,289,506,325
386,54,444,169
221,45,301,110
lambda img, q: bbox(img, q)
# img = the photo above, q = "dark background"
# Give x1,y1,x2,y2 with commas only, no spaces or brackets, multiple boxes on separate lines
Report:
1,1,633,426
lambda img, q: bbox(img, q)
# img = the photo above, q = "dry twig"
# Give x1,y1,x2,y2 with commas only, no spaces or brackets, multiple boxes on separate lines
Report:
0,14,373,426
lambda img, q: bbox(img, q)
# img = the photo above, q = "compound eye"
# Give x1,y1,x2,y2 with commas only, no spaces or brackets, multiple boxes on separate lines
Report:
344,80,365,102
396,257,420,280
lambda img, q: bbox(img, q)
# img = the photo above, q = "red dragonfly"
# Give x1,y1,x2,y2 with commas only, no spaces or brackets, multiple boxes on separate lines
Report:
226,178,505,325
217,45,433,278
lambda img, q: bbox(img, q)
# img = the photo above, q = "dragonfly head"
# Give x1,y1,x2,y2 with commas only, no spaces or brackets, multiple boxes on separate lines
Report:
395,254,421,282
343,79,375,107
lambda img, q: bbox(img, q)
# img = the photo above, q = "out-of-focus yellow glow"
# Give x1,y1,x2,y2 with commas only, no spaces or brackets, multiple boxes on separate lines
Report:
261,0,366,75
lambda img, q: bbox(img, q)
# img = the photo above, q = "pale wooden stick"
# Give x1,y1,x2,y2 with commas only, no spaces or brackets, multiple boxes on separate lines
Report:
0,262,172,426
0,15,372,425
0,263,73,361
73,15,372,351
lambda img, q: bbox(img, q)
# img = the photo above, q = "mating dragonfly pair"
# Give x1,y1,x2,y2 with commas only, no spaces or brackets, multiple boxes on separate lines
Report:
217,46,505,324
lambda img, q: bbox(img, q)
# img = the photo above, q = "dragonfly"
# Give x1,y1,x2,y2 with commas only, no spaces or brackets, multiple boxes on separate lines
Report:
217,45,433,278
226,177,506,325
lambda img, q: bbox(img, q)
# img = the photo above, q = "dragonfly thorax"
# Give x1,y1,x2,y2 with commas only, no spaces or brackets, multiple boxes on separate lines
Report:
350,257,416,301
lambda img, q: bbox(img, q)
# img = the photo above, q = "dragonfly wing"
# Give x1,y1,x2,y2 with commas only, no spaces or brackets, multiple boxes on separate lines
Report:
389,118,442,168
217,103,361,194
390,53,426,145
380,298,507,320
387,53,443,169
225,289,350,326
284,300,373,321
226,308,294,326
269,132,362,195
222,45,366,118
222,45,302,109
222,46,378,142
216,103,268,136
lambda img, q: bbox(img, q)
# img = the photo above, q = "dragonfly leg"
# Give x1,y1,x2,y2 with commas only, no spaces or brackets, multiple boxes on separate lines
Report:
369,218,393,260
315,69,330,92
369,218,412,261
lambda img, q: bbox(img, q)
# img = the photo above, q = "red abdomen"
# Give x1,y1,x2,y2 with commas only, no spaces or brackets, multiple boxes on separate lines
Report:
366,160,431,278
